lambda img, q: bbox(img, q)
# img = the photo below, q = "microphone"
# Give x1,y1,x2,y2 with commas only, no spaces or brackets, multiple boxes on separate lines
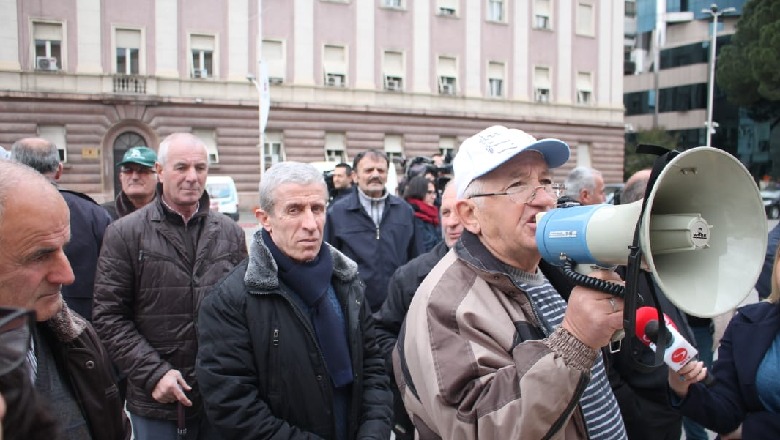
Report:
634,306,714,386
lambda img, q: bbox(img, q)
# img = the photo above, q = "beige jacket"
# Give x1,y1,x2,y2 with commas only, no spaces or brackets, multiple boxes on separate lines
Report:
393,232,597,439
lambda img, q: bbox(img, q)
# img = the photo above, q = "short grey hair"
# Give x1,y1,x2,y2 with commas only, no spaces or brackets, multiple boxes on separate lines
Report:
258,162,327,214
0,161,57,232
564,167,602,200
157,133,210,166
10,138,60,174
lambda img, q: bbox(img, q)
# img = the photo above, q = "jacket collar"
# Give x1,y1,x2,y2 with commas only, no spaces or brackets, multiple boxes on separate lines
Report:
149,183,211,224
453,230,528,293
737,300,780,324
245,230,358,292
343,187,402,211
43,305,87,343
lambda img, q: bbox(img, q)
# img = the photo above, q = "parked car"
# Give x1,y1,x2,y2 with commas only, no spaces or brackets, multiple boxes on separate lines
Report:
761,188,780,219
205,175,239,221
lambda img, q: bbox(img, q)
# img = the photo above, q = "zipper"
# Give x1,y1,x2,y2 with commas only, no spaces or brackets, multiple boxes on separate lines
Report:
272,328,279,346
375,226,380,240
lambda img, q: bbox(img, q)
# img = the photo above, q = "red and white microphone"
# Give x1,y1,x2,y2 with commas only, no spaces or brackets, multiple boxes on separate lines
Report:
634,306,713,385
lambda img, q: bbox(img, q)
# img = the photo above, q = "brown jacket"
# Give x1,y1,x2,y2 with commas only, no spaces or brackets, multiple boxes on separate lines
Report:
394,231,594,439
93,191,247,420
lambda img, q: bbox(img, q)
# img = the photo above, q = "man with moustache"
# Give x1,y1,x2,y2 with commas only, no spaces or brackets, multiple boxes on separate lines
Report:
93,132,247,439
325,150,423,312
394,126,627,439
0,161,130,440
103,146,159,220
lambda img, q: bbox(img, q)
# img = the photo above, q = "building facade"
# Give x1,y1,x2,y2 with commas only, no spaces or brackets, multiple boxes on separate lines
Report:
0,0,626,204
624,0,775,178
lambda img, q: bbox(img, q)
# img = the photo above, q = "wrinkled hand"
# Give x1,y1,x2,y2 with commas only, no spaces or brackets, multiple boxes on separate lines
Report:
152,369,192,406
668,360,707,398
561,269,625,350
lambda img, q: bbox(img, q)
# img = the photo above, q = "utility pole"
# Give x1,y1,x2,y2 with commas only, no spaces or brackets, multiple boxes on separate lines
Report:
702,3,735,148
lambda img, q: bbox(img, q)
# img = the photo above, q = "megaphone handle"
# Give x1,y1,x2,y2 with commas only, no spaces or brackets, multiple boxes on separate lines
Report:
562,258,625,297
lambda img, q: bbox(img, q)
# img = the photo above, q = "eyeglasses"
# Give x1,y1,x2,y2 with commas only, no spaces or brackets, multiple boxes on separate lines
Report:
468,183,566,205
120,166,155,175
0,307,35,377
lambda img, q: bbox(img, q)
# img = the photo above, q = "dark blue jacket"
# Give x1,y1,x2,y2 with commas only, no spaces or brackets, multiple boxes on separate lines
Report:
324,191,423,312
755,223,780,299
677,301,780,439
60,189,112,321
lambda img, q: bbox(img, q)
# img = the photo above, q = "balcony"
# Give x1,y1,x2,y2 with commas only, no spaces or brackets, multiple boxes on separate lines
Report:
113,75,146,94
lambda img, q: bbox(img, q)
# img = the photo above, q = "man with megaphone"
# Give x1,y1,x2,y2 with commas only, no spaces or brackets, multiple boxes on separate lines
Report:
393,125,628,440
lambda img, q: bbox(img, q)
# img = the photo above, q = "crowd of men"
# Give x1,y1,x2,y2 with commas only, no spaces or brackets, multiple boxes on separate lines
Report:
0,125,772,440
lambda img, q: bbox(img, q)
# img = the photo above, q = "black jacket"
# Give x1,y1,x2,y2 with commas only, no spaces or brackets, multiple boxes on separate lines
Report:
93,189,247,421
39,306,131,440
60,189,112,321
102,191,155,220
196,232,392,440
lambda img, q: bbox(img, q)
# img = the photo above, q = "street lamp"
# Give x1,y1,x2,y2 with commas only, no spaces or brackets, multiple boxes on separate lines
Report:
702,3,735,148
247,73,265,174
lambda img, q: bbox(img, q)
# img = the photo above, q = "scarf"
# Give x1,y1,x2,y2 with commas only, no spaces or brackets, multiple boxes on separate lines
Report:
406,198,440,226
261,230,354,388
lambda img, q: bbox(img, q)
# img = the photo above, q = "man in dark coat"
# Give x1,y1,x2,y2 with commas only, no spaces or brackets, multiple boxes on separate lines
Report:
93,133,247,440
197,161,392,440
325,150,423,312
0,160,130,440
103,146,158,220
10,138,112,321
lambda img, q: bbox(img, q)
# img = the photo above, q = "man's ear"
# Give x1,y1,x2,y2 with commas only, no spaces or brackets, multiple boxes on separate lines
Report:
455,199,481,235
53,163,63,181
255,208,271,232
154,162,163,176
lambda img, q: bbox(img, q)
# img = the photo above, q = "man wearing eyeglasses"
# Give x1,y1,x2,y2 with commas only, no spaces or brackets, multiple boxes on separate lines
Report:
0,160,130,439
393,125,627,439
103,146,158,220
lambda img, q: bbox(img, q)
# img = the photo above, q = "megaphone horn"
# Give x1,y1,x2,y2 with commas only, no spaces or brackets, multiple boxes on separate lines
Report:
536,147,767,318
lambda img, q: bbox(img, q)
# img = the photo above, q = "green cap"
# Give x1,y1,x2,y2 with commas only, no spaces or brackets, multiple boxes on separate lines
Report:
118,146,157,168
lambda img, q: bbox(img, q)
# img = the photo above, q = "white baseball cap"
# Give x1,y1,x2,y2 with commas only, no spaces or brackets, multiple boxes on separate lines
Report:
453,125,570,198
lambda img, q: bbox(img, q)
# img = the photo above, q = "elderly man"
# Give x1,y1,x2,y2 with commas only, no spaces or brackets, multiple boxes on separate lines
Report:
325,150,423,312
103,146,158,219
197,162,392,439
394,125,627,439
93,132,247,440
563,166,607,205
373,180,463,440
10,138,112,321
0,161,129,439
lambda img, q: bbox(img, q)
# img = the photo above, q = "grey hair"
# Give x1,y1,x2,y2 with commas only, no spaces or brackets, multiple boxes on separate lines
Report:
10,138,60,174
460,178,486,206
258,162,327,214
0,161,57,231
157,133,210,166
621,175,649,204
564,167,602,199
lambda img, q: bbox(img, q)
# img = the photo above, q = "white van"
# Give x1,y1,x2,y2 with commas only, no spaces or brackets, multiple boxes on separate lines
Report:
205,175,239,221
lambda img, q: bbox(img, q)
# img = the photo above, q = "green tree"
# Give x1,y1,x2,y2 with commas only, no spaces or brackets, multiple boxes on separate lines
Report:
717,0,780,129
624,128,678,181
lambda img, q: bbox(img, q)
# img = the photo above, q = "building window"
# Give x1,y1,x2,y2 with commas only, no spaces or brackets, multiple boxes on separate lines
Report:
383,50,404,91
576,72,593,105
534,0,552,29
325,133,346,162
33,22,62,71
488,61,504,98
534,66,551,103
384,134,404,164
576,144,592,167
438,56,457,95
382,0,403,8
487,0,504,22
323,45,347,87
437,0,458,16
439,136,457,156
192,129,219,164
263,40,285,84
576,2,595,36
115,28,141,75
37,125,66,163
263,132,285,170
191,34,215,79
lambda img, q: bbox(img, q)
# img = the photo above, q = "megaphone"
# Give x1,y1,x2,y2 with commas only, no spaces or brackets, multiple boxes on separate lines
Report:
536,147,767,318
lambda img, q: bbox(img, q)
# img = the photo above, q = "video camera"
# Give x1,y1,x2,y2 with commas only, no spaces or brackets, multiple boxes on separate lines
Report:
402,151,454,195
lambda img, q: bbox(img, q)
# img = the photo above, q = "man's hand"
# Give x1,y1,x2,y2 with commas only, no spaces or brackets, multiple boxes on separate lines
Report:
152,369,193,406
561,269,625,349
668,360,707,398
